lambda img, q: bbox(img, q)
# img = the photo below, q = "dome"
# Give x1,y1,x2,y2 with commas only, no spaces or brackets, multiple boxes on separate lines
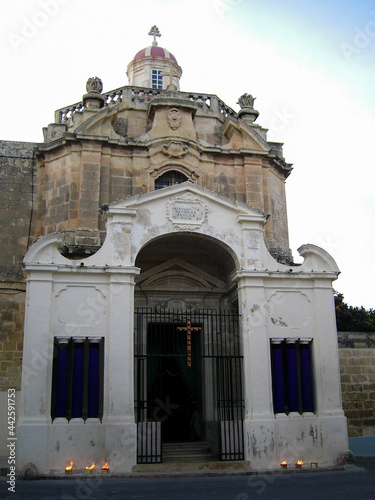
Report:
133,45,179,66
126,26,182,91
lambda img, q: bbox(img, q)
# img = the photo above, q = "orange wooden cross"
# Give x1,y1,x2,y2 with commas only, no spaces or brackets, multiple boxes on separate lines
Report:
177,318,200,367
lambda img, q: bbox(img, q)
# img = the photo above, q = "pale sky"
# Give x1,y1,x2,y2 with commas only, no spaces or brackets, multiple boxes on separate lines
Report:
1,0,374,309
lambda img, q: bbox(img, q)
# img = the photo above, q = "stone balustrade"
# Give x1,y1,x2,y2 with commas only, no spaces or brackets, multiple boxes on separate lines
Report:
54,86,237,124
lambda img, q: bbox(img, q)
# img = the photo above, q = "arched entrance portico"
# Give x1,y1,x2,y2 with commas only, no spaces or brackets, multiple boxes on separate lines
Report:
134,233,244,463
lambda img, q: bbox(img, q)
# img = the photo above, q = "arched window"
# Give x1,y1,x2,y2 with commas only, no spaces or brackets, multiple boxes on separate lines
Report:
155,170,188,190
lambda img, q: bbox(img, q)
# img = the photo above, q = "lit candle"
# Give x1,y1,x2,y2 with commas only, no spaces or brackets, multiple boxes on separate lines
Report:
85,463,95,474
295,460,304,469
65,461,73,474
280,461,287,469
102,462,109,474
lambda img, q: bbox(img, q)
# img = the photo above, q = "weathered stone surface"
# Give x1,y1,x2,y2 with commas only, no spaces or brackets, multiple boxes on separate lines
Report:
0,283,25,391
0,141,36,282
339,336,375,437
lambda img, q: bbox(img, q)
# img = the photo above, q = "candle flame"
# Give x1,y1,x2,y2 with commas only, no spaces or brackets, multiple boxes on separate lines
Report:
65,461,73,471
102,463,109,470
280,461,287,466
297,460,304,465
85,463,95,471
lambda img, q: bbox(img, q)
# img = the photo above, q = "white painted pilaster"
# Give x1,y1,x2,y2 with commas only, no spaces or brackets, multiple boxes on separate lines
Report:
17,269,56,473
104,268,139,472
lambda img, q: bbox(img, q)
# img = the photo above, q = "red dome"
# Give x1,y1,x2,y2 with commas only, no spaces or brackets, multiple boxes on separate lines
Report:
133,46,178,65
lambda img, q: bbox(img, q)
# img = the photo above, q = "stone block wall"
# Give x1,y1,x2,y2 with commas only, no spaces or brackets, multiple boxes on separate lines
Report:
0,284,25,391
0,140,36,391
0,141,36,281
338,332,375,438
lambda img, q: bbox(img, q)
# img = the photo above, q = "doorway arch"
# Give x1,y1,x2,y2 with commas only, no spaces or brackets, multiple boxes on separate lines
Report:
134,232,244,463
134,232,238,310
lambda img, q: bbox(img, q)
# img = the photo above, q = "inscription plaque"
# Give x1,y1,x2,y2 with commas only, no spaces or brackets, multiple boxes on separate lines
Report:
167,194,207,228
172,203,203,221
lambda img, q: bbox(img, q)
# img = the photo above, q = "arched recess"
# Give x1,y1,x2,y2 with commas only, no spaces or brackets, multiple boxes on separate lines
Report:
134,231,238,310
148,162,200,191
155,170,189,189
133,232,244,460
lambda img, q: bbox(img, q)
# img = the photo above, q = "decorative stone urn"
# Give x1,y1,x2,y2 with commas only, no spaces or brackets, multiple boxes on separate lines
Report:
83,77,105,109
237,93,259,124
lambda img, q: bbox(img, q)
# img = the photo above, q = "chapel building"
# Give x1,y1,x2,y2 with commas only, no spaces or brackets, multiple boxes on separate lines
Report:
2,27,349,474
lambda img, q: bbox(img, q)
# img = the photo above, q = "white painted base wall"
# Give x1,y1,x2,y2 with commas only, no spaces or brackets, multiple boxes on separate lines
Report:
0,391,20,459
16,184,349,474
17,420,137,474
244,413,349,469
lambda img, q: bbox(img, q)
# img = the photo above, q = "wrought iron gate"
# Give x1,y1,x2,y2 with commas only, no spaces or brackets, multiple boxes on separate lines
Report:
134,308,244,463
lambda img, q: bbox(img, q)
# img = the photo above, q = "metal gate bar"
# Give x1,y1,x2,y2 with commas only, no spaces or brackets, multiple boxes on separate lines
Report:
134,308,244,463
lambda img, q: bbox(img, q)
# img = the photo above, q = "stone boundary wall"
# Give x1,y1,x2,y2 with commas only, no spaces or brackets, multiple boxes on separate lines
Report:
338,332,375,438
0,140,36,391
0,140,36,281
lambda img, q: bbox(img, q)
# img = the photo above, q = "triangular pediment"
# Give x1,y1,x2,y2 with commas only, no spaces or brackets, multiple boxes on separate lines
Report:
109,181,266,223
73,105,121,139
136,257,227,291
222,116,269,152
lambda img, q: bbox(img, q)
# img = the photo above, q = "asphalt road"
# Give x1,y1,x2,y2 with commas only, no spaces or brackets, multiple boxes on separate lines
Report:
1,466,374,499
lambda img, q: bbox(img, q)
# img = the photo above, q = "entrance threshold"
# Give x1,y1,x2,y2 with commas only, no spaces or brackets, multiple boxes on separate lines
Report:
132,460,249,474
162,441,217,463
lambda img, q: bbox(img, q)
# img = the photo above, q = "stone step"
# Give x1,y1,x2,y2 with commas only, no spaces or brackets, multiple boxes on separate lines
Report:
163,457,217,463
163,442,211,451
162,451,215,459
162,441,218,463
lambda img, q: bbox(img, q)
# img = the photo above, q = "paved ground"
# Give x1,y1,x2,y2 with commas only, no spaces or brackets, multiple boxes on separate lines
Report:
1,464,375,499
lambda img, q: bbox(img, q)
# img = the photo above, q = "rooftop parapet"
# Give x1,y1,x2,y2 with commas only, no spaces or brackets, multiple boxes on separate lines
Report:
54,85,238,125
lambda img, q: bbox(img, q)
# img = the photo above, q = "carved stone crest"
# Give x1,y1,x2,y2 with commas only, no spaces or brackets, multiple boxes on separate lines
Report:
167,108,181,130
162,141,188,158
113,118,128,137
156,299,197,314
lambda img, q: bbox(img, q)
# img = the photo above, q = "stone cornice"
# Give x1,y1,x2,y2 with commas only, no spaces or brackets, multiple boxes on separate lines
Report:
36,133,293,165
269,154,293,178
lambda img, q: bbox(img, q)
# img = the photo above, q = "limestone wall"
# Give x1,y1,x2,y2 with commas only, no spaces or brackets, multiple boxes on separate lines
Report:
0,141,36,282
0,141,36,392
338,332,375,438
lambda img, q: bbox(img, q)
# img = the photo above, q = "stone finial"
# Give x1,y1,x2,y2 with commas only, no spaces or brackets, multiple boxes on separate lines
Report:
237,93,259,124
149,25,161,46
83,77,105,110
238,93,256,109
86,76,103,94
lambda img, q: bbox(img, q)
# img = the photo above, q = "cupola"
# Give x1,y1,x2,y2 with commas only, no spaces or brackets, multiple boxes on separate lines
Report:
126,26,182,90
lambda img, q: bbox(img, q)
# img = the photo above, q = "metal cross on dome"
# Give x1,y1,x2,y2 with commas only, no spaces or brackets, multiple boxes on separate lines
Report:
149,25,161,46
177,318,201,368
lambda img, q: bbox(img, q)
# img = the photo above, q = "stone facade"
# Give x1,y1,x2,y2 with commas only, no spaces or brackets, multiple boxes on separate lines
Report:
339,333,375,437
37,86,293,263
